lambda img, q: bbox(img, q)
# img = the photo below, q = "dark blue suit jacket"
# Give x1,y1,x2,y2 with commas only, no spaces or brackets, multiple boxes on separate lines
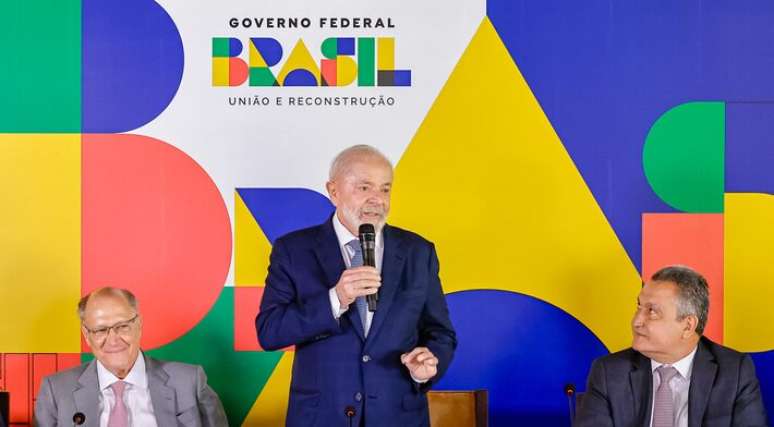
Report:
256,219,457,427
576,337,768,427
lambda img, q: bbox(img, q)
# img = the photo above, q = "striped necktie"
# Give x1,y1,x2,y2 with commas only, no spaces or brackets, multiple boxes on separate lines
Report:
346,239,369,335
652,365,678,427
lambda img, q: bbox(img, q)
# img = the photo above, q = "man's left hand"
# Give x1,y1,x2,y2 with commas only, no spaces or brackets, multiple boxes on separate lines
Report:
401,347,438,382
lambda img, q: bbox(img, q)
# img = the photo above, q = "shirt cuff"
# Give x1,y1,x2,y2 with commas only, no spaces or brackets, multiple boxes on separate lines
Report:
329,287,348,319
410,374,429,384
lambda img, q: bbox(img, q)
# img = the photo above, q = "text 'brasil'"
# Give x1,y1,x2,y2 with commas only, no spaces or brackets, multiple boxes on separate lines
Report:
212,37,411,87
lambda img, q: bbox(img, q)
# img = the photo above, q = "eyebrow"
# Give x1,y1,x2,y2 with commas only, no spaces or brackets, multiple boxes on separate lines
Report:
353,179,392,187
84,314,137,329
645,302,661,311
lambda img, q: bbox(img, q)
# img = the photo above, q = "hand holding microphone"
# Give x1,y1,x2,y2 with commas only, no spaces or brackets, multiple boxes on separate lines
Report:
334,223,381,311
334,267,380,309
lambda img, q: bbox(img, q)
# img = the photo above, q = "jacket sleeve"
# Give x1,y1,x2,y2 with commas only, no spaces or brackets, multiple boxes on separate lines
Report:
732,354,768,427
33,376,58,427
575,358,615,427
256,238,342,350
415,243,457,391
195,366,228,427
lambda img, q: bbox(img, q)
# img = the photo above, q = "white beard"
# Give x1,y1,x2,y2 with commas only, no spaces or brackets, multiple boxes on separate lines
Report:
340,204,386,234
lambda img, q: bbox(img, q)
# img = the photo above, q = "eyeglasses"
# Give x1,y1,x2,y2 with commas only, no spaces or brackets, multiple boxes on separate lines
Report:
83,314,138,341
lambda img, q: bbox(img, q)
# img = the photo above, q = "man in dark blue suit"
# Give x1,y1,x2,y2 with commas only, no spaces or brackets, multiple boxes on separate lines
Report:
576,266,768,427
256,144,457,427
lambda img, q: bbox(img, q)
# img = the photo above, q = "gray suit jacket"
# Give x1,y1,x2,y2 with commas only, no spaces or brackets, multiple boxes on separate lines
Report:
34,355,227,427
576,337,768,427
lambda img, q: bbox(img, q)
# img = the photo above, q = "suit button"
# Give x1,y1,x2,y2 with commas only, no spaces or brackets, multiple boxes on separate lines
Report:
355,392,362,402
362,355,371,363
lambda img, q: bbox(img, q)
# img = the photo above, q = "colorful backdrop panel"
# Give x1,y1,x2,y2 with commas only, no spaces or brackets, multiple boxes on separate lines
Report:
2,0,774,426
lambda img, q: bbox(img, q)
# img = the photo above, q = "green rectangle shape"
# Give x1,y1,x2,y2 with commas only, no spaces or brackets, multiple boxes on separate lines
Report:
0,0,81,132
212,38,231,57
249,67,277,86
358,38,375,87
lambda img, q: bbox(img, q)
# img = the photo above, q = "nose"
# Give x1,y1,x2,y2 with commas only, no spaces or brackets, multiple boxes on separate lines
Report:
632,309,645,328
103,327,123,346
366,190,385,204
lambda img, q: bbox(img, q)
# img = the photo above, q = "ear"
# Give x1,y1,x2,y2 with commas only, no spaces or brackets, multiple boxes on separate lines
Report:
81,326,92,348
136,315,143,339
683,315,699,338
326,181,338,206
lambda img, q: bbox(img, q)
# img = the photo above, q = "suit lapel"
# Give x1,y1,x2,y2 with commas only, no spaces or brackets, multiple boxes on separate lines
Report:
629,352,653,427
145,356,178,427
314,219,365,340
314,219,347,290
73,360,100,425
688,338,717,427
365,225,405,347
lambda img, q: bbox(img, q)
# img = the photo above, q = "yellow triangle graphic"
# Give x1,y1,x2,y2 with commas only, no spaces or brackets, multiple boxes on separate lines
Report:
241,352,294,426
277,39,321,85
249,41,268,67
235,191,272,286
390,18,640,351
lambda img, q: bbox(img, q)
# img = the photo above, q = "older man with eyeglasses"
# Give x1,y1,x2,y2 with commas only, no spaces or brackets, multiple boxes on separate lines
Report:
34,287,227,427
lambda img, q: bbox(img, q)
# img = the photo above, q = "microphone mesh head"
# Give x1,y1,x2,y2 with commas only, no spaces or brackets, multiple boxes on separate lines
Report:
359,223,376,236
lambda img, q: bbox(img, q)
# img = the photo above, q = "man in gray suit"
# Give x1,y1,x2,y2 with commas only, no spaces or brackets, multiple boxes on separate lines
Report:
576,265,768,427
34,287,227,427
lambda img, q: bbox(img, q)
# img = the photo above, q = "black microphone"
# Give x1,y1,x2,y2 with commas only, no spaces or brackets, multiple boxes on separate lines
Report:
358,223,378,312
344,406,356,427
564,383,576,425
72,412,86,425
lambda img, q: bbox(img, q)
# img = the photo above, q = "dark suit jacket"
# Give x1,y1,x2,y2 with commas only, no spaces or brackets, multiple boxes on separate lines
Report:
576,336,768,427
256,219,457,427
34,355,227,427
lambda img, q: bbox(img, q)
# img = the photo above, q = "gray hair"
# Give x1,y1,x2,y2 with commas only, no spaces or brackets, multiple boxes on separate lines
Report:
329,145,392,181
78,287,139,321
651,265,709,335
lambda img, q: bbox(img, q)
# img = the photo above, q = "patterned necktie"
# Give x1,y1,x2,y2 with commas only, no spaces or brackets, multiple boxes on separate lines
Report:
652,366,678,427
108,380,128,427
346,239,369,335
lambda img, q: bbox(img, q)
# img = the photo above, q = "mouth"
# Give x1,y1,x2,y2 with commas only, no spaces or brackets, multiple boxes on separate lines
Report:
360,211,383,220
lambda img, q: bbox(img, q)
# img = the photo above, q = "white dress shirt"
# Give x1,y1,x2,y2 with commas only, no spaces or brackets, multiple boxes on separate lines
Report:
97,352,158,427
328,213,384,336
649,346,698,427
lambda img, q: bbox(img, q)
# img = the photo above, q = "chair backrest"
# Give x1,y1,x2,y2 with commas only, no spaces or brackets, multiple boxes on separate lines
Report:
0,391,9,427
428,390,488,427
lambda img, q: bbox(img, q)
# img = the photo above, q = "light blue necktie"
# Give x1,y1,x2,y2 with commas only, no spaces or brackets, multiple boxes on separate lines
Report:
346,239,369,335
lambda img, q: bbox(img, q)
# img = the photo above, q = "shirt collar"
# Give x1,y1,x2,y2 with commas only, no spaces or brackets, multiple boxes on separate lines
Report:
97,351,148,390
650,345,697,380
